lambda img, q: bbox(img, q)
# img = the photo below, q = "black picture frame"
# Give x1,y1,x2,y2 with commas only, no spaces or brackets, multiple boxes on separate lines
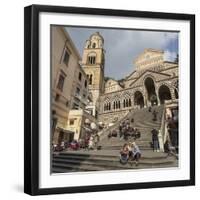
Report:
24,4,195,196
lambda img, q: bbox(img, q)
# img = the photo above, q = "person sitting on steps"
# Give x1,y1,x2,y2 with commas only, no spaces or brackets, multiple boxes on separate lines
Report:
119,143,129,164
130,141,141,166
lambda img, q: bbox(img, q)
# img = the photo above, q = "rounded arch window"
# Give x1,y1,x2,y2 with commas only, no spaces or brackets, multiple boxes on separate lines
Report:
87,52,96,65
92,43,96,48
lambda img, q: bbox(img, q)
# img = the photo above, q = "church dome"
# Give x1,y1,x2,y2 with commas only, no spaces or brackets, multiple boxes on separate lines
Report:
89,32,104,43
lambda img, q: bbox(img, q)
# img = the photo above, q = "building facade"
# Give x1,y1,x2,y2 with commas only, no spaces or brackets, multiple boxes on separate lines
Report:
97,48,178,125
52,29,179,143
66,109,97,141
51,26,92,144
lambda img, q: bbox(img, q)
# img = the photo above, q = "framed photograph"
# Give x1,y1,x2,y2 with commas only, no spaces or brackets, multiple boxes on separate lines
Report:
24,4,195,195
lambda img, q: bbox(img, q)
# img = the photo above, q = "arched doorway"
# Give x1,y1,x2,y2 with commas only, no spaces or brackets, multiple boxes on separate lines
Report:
158,85,172,104
144,77,158,106
134,91,144,108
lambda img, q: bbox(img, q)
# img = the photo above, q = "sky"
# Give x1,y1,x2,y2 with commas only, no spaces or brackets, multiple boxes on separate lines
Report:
65,27,178,80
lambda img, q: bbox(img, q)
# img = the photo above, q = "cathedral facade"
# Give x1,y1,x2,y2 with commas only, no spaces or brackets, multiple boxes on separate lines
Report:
82,32,179,126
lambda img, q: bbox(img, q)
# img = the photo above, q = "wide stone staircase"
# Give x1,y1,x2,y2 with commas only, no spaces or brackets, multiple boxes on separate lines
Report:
52,149,177,173
52,105,178,173
98,105,164,150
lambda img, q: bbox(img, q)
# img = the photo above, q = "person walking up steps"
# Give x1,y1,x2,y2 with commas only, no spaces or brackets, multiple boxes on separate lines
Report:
151,128,160,152
152,110,158,121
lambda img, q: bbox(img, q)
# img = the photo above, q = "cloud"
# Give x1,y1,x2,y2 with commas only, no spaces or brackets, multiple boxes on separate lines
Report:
164,50,177,62
65,27,178,79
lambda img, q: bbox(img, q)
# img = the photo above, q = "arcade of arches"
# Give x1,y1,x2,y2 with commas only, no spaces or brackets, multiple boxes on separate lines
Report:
144,77,158,106
159,85,172,104
134,91,144,108
101,76,177,114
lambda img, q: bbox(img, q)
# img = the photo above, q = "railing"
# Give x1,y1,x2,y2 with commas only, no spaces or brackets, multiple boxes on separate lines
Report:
162,99,178,145
158,106,166,152
98,106,150,142
159,100,179,152
98,110,132,141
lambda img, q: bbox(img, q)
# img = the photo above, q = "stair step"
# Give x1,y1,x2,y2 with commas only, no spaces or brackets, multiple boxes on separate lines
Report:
51,105,179,173
52,154,177,173
98,105,164,149
54,152,169,161
53,157,175,168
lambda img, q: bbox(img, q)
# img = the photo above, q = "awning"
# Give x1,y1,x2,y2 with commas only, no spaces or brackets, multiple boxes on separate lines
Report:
56,127,74,134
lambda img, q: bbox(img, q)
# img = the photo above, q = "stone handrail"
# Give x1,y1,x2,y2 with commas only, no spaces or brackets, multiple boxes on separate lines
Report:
158,105,166,152
98,110,133,141
98,106,148,142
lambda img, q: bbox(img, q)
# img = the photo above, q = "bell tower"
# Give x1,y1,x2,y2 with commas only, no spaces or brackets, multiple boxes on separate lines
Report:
82,32,105,117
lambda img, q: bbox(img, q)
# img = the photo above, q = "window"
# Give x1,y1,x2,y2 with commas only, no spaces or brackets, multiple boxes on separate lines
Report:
52,117,57,133
55,94,60,101
92,43,96,48
89,74,93,85
76,87,80,95
88,56,96,64
73,103,79,110
115,101,120,109
63,49,70,65
129,99,132,107
113,102,116,109
123,99,131,108
104,102,111,111
126,99,129,107
85,74,92,87
69,119,75,125
57,74,65,91
95,110,98,119
78,72,82,81
84,80,87,88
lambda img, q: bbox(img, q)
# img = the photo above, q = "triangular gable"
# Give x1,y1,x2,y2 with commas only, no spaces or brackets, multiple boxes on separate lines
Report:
105,78,123,89
125,70,137,80
134,49,164,71
135,49,163,61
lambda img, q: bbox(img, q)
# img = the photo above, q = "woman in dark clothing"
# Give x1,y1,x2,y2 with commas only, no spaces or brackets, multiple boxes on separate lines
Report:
151,129,159,152
152,110,157,121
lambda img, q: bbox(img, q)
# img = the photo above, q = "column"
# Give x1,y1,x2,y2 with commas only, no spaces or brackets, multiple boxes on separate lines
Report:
170,88,176,101
158,129,164,152
143,93,148,108
156,90,161,106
